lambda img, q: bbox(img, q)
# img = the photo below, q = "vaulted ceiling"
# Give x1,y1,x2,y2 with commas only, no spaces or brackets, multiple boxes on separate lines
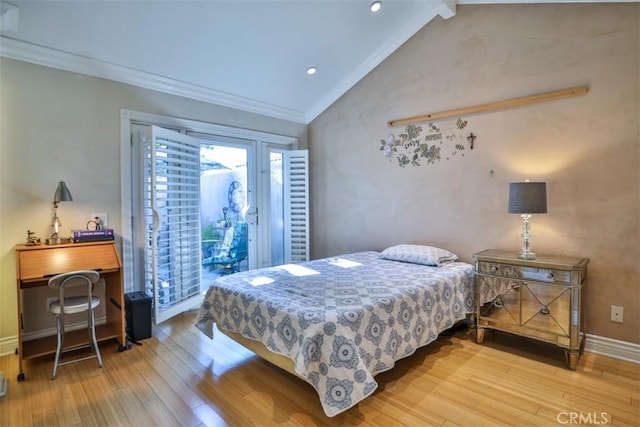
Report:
0,0,605,124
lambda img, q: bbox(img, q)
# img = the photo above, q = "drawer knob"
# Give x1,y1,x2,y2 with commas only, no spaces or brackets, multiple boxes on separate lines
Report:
547,272,555,280
539,305,549,315
493,297,503,308
490,266,499,273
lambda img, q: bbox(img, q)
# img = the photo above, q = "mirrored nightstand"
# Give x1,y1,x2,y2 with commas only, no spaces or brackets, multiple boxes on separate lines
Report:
474,249,589,370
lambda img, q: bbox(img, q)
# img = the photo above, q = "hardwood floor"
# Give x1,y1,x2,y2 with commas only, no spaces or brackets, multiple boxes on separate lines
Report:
1,311,638,426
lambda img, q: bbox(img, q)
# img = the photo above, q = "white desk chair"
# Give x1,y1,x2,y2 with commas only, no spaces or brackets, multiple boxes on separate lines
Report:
47,270,103,379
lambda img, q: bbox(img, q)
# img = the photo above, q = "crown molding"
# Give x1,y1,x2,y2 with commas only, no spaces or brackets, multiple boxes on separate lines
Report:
0,37,307,124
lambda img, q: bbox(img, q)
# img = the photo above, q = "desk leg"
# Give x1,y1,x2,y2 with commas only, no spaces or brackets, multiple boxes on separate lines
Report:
17,347,25,381
17,293,25,381
104,273,127,350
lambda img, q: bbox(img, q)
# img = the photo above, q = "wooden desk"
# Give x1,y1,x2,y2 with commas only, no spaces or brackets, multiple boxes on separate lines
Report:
15,241,127,381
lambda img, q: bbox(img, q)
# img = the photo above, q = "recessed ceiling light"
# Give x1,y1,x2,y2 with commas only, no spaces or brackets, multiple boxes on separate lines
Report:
306,66,317,76
370,1,382,13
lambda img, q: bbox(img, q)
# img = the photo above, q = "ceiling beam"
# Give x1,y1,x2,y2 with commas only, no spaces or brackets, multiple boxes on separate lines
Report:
433,0,458,20
0,2,19,33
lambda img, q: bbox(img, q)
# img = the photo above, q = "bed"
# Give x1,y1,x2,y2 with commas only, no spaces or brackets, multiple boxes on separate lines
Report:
195,245,477,417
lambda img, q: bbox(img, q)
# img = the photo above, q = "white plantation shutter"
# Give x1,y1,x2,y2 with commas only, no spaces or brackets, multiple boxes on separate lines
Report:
144,125,202,323
285,150,309,263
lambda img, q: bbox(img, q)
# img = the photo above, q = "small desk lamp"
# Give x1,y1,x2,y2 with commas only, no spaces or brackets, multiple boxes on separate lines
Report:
508,181,547,260
49,180,73,244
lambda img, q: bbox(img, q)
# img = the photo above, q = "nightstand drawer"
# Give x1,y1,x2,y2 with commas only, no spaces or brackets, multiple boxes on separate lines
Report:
477,261,572,284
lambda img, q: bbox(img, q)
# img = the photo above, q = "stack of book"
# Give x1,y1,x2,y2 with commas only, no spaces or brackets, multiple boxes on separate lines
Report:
71,228,115,243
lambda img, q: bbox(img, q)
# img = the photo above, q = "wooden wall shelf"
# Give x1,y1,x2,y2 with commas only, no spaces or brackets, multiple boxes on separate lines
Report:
387,86,588,127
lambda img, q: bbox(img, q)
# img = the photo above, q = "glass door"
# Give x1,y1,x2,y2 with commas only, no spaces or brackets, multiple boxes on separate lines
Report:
188,132,255,292
258,147,309,267
269,150,285,266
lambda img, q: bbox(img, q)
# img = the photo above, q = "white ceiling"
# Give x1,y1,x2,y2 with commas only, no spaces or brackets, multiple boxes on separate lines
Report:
0,0,459,123
0,0,620,124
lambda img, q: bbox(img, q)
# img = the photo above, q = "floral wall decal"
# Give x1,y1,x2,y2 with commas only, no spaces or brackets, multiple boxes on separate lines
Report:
380,119,475,168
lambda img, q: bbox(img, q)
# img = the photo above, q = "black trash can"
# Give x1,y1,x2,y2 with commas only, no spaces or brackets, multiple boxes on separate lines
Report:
124,292,152,341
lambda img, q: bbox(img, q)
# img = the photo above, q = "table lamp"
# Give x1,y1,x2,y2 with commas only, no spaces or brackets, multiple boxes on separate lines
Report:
508,181,547,260
48,180,73,244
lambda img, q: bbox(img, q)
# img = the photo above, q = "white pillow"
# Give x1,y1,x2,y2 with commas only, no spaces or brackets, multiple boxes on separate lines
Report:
379,244,458,267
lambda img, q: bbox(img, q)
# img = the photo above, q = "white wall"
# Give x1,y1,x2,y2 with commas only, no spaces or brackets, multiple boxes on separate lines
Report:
309,4,639,344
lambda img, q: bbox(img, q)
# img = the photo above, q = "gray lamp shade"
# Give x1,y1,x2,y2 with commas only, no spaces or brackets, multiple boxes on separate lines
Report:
53,181,73,203
508,182,547,214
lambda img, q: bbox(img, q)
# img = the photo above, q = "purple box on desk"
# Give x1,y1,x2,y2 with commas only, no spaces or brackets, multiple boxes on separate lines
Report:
71,228,115,243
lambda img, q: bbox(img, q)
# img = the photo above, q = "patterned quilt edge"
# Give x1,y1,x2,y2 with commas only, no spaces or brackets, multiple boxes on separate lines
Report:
194,310,473,417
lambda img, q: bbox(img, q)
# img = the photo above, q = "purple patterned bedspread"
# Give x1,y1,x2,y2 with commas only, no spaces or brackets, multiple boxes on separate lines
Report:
195,251,475,417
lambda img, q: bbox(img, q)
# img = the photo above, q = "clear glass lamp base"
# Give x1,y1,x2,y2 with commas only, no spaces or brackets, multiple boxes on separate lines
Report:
518,214,536,260
518,251,536,260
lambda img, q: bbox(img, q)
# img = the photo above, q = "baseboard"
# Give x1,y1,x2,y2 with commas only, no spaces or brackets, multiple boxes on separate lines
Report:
0,336,17,358
3,328,638,364
584,333,640,364
0,316,108,358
